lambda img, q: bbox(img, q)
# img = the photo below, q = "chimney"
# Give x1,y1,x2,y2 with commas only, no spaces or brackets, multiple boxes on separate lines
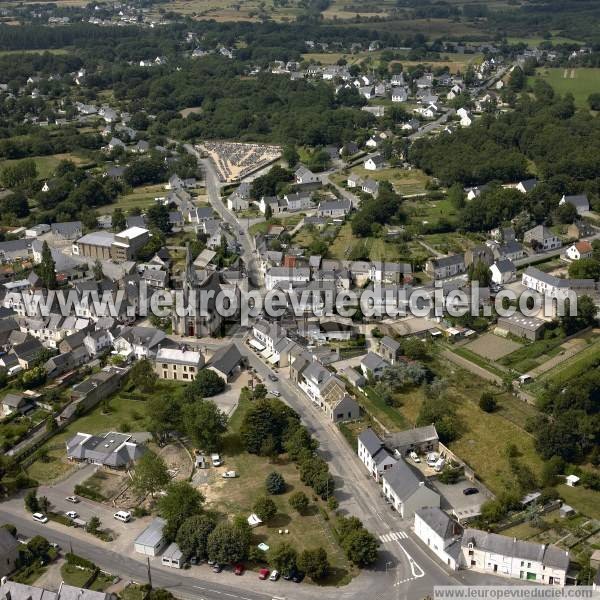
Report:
419,481,424,487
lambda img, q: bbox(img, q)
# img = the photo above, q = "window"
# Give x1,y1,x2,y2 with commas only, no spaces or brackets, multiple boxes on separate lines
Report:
468,550,474,556
190,367,195,373
183,374,188,380
163,371,168,377
162,364,167,368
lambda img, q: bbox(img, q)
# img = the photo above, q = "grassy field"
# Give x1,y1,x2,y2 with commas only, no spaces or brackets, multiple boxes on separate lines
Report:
3,153,88,179
556,483,600,520
405,197,459,228
328,222,404,261
96,184,166,214
154,0,303,22
530,67,600,108
203,398,355,584
340,166,430,197
536,336,600,386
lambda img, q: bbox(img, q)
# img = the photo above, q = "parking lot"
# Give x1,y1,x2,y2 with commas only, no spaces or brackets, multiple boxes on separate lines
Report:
431,477,487,520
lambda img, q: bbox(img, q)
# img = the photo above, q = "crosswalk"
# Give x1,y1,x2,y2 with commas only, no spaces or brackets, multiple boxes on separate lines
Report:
379,531,409,543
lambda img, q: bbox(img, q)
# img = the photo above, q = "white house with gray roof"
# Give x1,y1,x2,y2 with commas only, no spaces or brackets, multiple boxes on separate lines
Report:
523,225,561,251
414,507,463,570
461,528,569,585
559,193,589,215
381,458,440,519
357,428,397,482
66,431,144,469
265,266,310,291
522,266,596,303
154,347,204,381
425,254,466,280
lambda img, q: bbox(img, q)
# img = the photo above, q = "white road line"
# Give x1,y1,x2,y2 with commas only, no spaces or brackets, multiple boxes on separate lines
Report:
396,540,425,579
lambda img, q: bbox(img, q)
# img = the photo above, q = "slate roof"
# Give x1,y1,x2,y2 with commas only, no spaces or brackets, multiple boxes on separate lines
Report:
358,428,384,456
135,517,166,548
415,507,461,540
208,343,243,376
462,528,569,571
382,458,425,501
385,424,439,449
380,335,401,352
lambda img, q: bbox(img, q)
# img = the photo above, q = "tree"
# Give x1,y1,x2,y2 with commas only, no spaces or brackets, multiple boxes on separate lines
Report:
146,203,171,233
282,145,299,168
86,516,101,534
342,529,379,566
158,481,205,540
264,204,273,220
297,547,329,580
479,392,497,413
269,542,297,575
253,496,277,522
27,535,50,560
176,514,217,560
24,490,39,513
288,491,309,513
568,258,600,281
129,359,158,393
468,260,491,287
36,241,56,289
265,471,285,495
112,208,126,232
588,93,600,111
187,370,226,398
207,522,248,565
93,259,104,281
132,450,170,497
183,400,227,452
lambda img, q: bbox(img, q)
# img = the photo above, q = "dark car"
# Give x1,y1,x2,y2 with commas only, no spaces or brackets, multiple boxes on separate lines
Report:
292,571,305,583
212,564,223,573
463,487,479,495
268,374,278,382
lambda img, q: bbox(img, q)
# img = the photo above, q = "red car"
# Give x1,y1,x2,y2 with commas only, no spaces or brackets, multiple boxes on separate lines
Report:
234,564,245,576
258,568,270,580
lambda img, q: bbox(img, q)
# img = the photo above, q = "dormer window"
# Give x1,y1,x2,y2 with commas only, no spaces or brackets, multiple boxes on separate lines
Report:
468,542,474,549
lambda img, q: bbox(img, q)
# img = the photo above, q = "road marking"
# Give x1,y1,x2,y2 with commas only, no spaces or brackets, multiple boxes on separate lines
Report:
379,531,409,542
396,540,425,579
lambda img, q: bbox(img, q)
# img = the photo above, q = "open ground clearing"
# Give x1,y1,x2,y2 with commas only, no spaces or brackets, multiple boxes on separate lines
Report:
530,68,600,109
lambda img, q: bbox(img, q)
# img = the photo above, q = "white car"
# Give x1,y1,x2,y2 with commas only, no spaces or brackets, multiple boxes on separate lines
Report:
32,513,48,524
222,471,237,478
270,390,281,397
113,511,131,523
66,511,79,519
269,570,280,581
65,496,79,504
211,453,222,467
409,451,420,463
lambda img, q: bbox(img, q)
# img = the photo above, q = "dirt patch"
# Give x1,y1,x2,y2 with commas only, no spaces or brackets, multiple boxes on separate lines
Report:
82,470,128,501
157,442,193,481
464,332,521,361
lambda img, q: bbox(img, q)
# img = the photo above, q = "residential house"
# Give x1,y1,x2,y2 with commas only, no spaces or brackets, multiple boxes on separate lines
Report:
357,428,397,482
461,528,569,585
492,240,526,261
425,255,466,280
66,431,144,469
295,165,319,185
2,393,33,416
567,220,594,240
385,424,439,457
49,221,82,241
227,182,251,211
457,107,472,127
113,326,166,359
317,199,352,218
414,507,463,570
0,527,20,577
515,179,537,194
83,330,113,356
391,87,408,102
559,194,589,215
347,173,362,188
371,261,412,284
10,337,44,369
523,225,561,251
265,266,310,290
464,245,494,268
364,154,385,171
489,259,516,285
360,352,389,378
362,179,379,196
378,336,401,365
566,241,593,260
154,347,204,381
320,376,361,423
381,458,440,519
522,266,596,303
284,192,313,211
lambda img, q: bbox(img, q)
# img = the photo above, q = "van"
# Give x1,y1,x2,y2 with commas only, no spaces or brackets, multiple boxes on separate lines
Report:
32,513,48,524
113,510,131,523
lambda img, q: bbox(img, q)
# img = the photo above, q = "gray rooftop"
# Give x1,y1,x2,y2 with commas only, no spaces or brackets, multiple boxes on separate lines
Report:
385,424,439,449
382,458,425,501
415,507,461,540
135,517,166,548
358,428,384,456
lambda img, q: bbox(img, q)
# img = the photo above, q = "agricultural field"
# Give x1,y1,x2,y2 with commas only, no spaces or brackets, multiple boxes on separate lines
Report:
530,68,600,109
340,166,431,197
154,0,303,22
96,184,169,215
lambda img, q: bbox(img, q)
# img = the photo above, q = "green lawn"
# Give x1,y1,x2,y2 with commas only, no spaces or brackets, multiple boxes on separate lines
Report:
60,564,93,588
328,222,407,261
3,153,88,179
344,166,430,196
405,197,459,228
96,184,166,214
556,484,600,520
530,67,600,108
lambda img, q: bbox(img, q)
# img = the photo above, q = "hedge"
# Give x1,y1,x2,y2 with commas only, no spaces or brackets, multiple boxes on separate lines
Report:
66,553,96,570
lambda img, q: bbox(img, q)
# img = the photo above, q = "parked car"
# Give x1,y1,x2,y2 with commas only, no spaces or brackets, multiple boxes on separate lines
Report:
234,564,244,576
258,568,270,580
268,374,278,382
270,390,281,397
65,511,78,519
32,513,48,524
409,451,420,463
189,557,199,565
463,487,479,496
222,471,237,478
65,496,79,503
426,452,439,467
207,559,215,566
113,510,131,523
269,570,280,581
212,564,223,573
211,453,222,467
434,458,446,472
292,571,305,583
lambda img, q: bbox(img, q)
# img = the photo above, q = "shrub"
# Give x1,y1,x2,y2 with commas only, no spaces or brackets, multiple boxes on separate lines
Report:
479,392,497,412
265,471,285,495
66,553,96,570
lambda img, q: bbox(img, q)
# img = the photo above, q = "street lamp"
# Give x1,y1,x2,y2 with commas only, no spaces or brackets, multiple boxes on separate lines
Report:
385,560,393,573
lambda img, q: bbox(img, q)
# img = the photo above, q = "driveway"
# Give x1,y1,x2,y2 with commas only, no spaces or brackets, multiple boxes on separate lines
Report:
430,477,486,520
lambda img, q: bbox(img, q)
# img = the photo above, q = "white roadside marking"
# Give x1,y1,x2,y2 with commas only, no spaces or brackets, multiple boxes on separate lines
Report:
396,540,425,579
